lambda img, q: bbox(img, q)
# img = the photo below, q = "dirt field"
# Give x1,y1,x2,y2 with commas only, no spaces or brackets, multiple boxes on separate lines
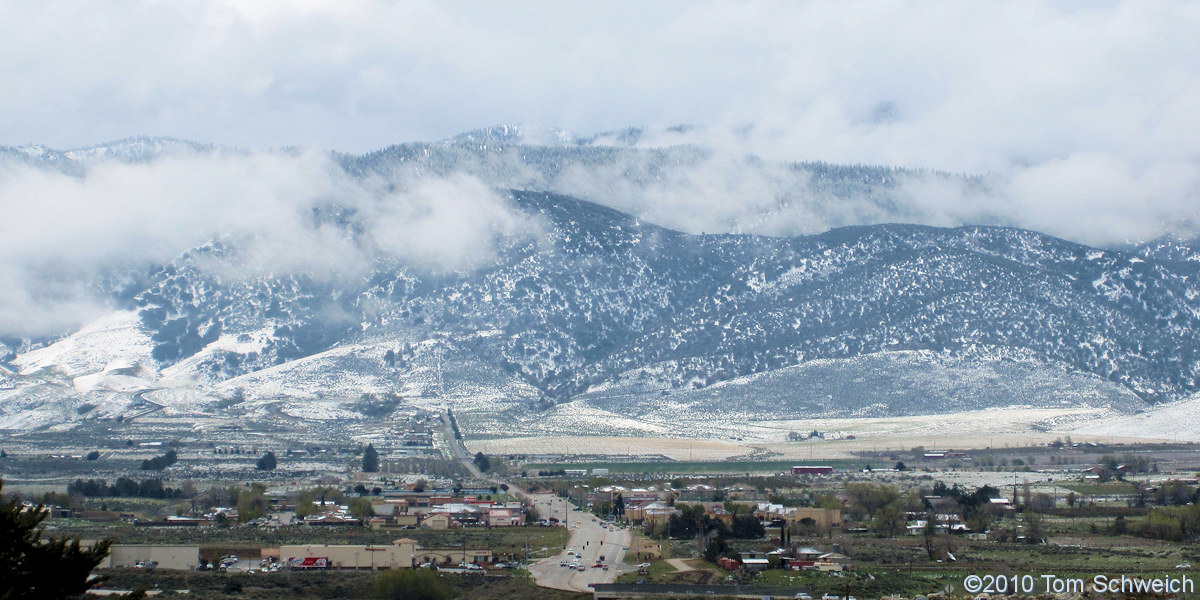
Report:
466,435,749,460
467,407,1170,460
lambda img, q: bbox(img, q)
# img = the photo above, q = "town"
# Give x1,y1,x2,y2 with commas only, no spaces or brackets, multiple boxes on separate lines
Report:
3,408,1200,600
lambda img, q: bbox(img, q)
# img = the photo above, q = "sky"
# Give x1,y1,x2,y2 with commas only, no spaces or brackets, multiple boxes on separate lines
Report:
1,0,1196,171
2,0,1200,338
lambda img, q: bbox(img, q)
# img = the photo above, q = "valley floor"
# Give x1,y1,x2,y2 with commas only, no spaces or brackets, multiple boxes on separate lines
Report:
465,406,1172,462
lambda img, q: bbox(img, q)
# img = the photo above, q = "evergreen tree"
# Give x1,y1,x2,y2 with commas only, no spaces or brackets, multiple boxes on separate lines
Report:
256,451,277,471
0,478,112,599
373,568,447,600
362,444,379,473
472,452,490,473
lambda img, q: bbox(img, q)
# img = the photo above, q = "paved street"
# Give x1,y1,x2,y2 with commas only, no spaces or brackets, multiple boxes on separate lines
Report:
525,493,632,592
439,416,629,591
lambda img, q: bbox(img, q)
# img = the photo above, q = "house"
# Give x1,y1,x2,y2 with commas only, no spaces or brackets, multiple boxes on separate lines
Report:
988,498,1015,512
706,506,735,526
742,557,771,570
370,499,409,517
626,501,676,526
420,513,455,530
817,552,851,570
753,504,841,529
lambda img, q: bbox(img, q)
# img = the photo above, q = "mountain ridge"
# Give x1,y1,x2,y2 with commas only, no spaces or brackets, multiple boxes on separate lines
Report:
3,132,1200,434
21,190,1194,405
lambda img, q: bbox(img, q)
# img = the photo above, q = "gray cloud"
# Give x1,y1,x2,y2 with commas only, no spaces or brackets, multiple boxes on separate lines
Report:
0,152,537,337
2,1,1200,333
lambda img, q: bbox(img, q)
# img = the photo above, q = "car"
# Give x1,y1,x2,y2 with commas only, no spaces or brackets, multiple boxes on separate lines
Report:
598,555,606,562
1178,563,1191,569
637,562,651,568
592,563,604,568
567,550,575,556
419,562,436,569
577,565,586,571
795,594,813,600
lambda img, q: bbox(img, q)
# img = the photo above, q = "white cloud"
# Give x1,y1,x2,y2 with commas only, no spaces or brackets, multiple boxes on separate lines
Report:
2,0,1200,333
0,151,536,337
370,175,544,271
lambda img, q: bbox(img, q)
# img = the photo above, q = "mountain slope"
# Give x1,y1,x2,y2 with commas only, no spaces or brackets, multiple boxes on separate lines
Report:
4,134,1200,432
25,190,1191,409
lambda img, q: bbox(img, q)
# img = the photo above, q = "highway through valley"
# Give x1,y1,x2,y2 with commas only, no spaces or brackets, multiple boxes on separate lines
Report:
438,412,631,591
525,493,632,592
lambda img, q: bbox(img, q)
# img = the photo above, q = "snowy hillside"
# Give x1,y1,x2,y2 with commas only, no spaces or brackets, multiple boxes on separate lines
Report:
3,133,1200,435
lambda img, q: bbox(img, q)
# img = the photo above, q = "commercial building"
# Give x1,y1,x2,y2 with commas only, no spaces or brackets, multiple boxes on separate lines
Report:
101,545,201,570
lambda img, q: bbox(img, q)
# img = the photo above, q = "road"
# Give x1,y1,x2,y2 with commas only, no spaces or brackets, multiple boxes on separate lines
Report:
440,411,485,479
438,414,630,591
437,418,631,591
525,493,632,592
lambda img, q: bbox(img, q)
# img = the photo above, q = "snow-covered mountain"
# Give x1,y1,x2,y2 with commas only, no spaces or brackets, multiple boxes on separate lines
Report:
2,132,1199,434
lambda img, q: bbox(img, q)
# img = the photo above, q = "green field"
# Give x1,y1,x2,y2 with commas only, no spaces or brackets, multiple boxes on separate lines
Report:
523,459,862,474
1058,481,1135,496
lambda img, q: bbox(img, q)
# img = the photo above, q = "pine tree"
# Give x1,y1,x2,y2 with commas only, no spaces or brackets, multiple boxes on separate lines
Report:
256,451,277,471
362,444,379,473
472,452,490,473
0,478,112,599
